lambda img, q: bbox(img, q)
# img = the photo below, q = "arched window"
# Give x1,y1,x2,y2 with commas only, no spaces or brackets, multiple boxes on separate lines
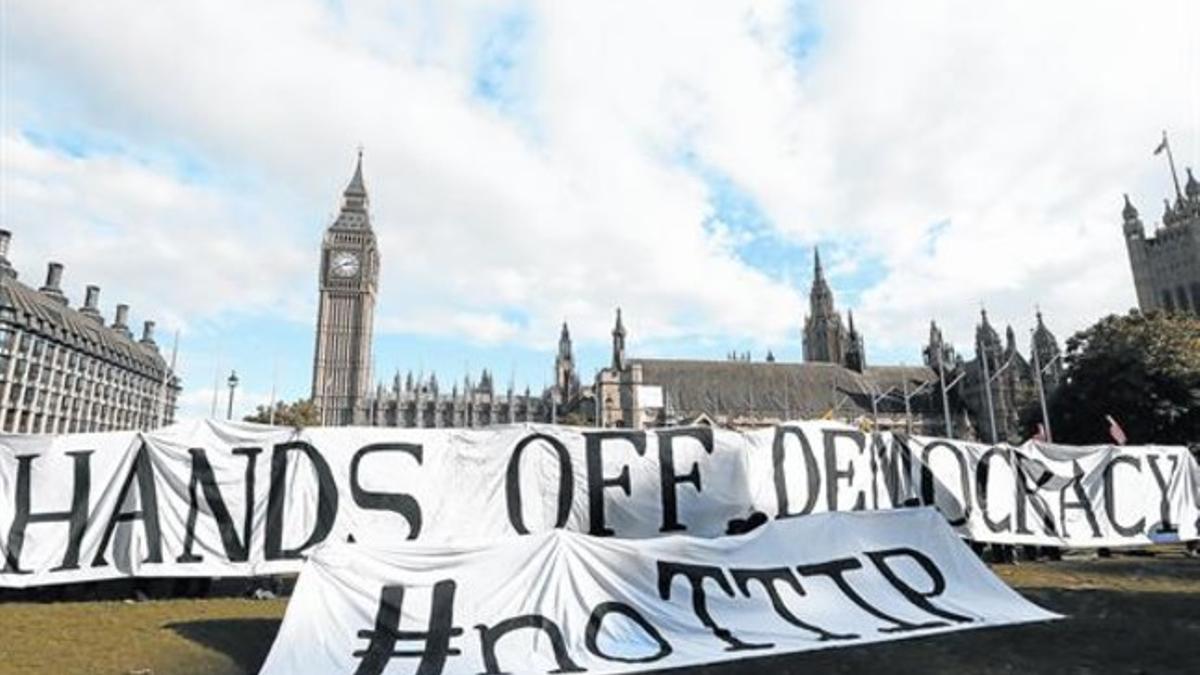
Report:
1177,286,1190,314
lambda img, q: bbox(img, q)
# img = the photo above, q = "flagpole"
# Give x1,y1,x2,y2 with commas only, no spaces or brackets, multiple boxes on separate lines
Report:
979,338,998,443
1030,328,1053,443
210,352,221,419
155,330,179,428
1159,130,1185,204
268,357,278,426
935,334,953,438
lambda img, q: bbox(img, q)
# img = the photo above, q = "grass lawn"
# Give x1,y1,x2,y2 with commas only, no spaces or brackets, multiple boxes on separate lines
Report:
1,553,1198,674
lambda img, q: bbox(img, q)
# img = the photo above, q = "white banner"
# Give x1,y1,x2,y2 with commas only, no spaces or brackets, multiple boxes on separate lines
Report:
259,508,1057,675
1,420,1198,587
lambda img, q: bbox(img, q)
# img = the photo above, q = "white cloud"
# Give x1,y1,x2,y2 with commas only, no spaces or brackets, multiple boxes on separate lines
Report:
2,0,1197,371
0,133,311,330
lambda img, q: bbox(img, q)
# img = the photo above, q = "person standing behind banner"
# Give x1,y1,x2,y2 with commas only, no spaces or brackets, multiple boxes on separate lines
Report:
1189,444,1200,558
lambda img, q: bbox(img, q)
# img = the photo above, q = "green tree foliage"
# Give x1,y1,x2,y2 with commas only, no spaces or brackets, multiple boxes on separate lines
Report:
243,398,321,427
1050,310,1200,445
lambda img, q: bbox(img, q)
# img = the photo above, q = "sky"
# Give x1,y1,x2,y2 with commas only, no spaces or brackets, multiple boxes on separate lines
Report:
1,0,1198,421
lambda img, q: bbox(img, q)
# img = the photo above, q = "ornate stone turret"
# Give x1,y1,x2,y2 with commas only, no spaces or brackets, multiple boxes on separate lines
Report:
1031,310,1063,387
1122,194,1144,238
975,309,1001,362
923,320,942,369
339,148,369,219
612,308,627,370
972,310,1010,430
843,310,866,372
802,247,848,364
969,309,1015,442
555,321,579,403
1004,324,1018,358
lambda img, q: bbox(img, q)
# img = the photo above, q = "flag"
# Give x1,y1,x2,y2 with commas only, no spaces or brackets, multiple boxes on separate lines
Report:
1031,423,1047,442
1105,414,1127,445
1154,133,1168,156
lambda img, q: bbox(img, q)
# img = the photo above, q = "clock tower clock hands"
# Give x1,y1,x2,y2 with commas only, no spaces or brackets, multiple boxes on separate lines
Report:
330,251,361,278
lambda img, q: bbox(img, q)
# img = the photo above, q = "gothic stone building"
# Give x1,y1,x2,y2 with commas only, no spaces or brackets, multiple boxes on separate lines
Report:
596,250,949,433
0,230,180,434
927,310,1063,444
310,154,572,427
596,248,1064,441
1123,163,1200,314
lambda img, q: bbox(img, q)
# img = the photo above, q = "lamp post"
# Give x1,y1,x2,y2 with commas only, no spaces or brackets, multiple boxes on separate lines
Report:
934,335,952,436
861,380,899,431
978,340,1015,444
1029,328,1063,443
937,364,967,439
226,370,239,420
902,376,937,435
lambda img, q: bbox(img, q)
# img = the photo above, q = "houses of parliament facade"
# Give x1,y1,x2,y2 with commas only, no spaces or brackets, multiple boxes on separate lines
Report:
311,152,1066,441
1122,135,1199,316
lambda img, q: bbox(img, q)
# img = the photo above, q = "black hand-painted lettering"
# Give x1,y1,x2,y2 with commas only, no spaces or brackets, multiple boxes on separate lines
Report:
772,425,820,519
2,451,92,574
584,430,646,536
475,615,585,674
177,447,261,563
505,433,573,535
266,441,339,560
729,566,857,641
657,427,714,533
92,443,162,567
351,442,423,540
353,580,462,675
585,601,672,664
657,560,771,651
796,557,943,633
864,548,972,625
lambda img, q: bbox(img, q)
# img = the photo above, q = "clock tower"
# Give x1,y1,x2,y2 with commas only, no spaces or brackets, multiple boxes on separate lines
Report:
311,150,380,425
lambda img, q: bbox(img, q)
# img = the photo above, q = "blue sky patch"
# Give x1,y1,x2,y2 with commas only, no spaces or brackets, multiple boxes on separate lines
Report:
471,4,539,134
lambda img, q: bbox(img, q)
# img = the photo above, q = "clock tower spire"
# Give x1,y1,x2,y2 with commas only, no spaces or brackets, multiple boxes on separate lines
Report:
311,150,380,425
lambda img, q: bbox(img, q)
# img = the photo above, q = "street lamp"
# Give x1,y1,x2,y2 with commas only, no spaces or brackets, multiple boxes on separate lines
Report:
1029,326,1063,443
226,370,239,420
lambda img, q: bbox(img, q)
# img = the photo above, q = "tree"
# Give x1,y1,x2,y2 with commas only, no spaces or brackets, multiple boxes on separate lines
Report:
1049,310,1200,445
244,398,321,427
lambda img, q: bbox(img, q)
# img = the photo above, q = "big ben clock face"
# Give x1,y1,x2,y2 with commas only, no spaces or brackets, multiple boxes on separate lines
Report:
330,251,360,278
